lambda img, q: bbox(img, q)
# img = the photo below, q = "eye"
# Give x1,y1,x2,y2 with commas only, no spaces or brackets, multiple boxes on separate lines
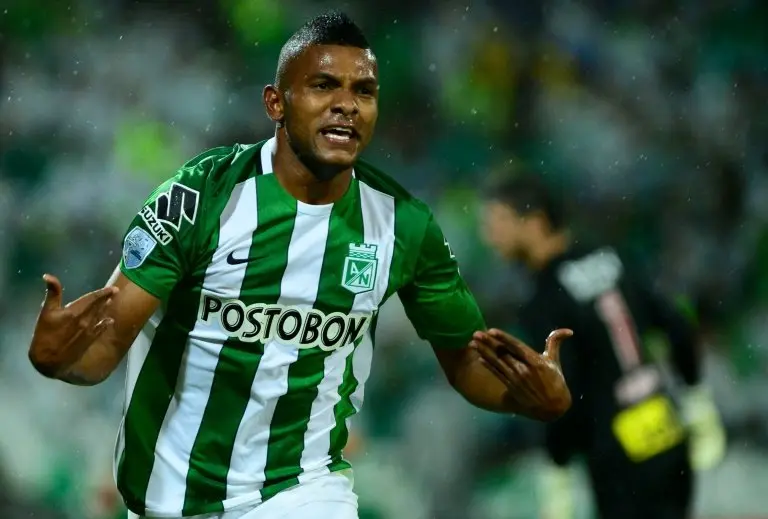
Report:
356,83,378,97
313,81,332,90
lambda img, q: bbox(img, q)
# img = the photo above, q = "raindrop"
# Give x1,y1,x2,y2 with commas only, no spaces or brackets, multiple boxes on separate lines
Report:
428,63,436,72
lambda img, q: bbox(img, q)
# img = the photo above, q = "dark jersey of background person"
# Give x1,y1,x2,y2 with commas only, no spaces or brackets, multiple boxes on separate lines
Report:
515,243,700,489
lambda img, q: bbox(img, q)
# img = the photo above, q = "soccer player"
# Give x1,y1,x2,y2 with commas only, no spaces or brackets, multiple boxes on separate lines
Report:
479,173,724,519
27,12,573,519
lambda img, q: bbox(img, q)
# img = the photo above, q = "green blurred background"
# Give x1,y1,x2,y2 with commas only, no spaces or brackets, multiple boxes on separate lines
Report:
1,0,767,518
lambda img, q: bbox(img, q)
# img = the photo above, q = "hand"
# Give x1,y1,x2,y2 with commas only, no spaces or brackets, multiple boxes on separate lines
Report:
28,274,118,377
471,328,573,421
681,385,726,471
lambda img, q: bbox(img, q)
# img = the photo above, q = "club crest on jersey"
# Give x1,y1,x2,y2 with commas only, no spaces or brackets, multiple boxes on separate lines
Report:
139,182,199,245
341,243,378,294
123,226,157,269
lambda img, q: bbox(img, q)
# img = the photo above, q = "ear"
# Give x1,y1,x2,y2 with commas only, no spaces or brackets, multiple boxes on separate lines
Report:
263,84,284,125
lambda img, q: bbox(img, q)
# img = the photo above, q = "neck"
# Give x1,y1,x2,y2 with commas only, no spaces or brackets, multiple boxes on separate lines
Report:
525,232,569,271
271,128,353,205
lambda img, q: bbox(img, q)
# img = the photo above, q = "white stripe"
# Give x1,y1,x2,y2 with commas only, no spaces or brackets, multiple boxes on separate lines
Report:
226,208,331,499
349,335,374,414
143,179,257,513
297,182,396,475
348,183,396,412
261,137,275,175
114,309,161,484
357,183,396,311
297,342,353,482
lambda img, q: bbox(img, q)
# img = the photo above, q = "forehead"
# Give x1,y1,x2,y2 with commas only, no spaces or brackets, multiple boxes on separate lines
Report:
485,200,519,217
293,44,377,80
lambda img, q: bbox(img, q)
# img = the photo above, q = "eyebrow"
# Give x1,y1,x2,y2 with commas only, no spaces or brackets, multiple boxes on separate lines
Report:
308,72,378,86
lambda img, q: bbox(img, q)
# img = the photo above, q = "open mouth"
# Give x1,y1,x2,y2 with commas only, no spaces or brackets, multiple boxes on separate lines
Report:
320,126,358,144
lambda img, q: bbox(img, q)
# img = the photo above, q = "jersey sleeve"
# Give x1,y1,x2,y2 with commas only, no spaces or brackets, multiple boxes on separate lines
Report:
398,213,486,349
119,169,206,301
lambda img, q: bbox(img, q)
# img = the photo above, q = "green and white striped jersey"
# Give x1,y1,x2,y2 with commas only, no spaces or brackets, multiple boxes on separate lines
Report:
116,137,485,517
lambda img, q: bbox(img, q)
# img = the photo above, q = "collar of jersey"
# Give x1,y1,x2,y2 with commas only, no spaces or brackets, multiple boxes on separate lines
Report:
260,136,357,217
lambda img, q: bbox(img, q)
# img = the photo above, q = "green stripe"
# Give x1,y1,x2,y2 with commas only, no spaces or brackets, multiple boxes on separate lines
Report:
182,174,296,514
327,313,380,462
327,348,358,458
328,187,397,459
261,179,364,492
330,192,404,458
260,459,351,502
118,283,206,516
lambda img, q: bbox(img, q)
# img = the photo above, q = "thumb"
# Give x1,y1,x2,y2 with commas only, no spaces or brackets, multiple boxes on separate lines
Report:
544,328,573,364
42,274,63,310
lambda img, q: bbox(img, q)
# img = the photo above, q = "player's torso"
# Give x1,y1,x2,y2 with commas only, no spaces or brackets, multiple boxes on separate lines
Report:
118,139,420,516
196,173,393,353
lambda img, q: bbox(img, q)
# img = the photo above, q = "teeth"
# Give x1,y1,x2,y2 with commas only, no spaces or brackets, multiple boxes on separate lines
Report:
327,127,352,135
326,132,351,142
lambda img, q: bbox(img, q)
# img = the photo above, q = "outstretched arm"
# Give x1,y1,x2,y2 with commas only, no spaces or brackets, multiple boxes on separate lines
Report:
29,268,160,385
29,159,209,385
433,329,572,421
398,211,571,421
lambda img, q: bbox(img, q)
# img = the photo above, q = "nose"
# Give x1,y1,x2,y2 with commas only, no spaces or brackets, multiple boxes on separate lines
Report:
330,89,359,117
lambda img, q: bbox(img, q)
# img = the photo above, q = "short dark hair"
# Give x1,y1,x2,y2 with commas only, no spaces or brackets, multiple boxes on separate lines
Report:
482,173,566,230
276,11,371,86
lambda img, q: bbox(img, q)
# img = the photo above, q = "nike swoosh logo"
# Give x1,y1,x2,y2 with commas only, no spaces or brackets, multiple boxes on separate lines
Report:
226,251,262,265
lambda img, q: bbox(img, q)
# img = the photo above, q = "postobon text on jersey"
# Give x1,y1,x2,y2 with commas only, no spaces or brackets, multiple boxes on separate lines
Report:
198,294,372,351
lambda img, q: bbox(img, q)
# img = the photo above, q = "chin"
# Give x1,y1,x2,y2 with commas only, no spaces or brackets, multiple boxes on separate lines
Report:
300,149,356,181
313,134,363,168
316,150,357,168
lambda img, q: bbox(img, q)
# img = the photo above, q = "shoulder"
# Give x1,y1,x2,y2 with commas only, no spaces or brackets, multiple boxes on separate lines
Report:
554,245,624,303
147,141,265,206
137,142,265,235
173,142,264,190
354,158,433,227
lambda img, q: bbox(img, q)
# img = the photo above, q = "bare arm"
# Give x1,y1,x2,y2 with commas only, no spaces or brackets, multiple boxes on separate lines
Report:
433,329,573,422
433,346,519,413
28,268,160,386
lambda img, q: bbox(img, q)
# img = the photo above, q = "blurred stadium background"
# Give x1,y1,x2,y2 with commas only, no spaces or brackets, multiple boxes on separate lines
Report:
1,0,768,518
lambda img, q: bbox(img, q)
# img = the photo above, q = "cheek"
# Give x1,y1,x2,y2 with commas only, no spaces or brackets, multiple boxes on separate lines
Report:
288,93,324,123
359,102,378,129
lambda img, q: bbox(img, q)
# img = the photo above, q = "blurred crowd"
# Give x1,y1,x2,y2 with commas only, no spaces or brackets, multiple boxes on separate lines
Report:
1,0,768,518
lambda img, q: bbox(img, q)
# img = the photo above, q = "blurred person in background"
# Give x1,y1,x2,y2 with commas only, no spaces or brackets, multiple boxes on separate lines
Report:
24,11,574,519
479,172,726,519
